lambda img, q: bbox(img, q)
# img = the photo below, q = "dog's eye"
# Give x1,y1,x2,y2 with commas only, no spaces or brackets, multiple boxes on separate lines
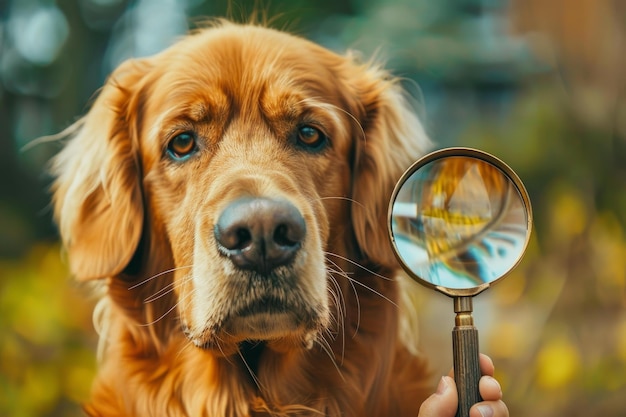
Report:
296,125,328,150
167,132,197,160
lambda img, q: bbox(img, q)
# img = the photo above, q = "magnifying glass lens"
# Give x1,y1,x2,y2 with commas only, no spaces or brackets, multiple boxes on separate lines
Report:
390,153,530,290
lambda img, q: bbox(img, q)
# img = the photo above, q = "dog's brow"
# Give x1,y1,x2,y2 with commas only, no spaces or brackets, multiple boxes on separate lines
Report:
261,90,303,124
189,102,211,122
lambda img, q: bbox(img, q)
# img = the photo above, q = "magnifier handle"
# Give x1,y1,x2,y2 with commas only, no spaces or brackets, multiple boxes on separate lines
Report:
452,325,482,417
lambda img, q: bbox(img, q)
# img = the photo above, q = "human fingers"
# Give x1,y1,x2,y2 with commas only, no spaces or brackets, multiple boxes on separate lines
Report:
468,373,508,417
479,353,495,376
478,375,502,401
469,399,509,417
417,376,458,417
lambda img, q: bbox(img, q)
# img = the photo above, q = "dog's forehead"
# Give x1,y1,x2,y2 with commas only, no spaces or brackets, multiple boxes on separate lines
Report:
139,25,354,137
149,25,345,102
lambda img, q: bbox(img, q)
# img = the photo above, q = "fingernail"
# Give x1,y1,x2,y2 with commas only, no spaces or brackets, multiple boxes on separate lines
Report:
477,404,494,417
486,376,502,394
436,376,449,395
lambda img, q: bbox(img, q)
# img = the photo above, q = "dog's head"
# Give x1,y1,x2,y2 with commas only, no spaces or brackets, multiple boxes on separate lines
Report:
52,22,430,355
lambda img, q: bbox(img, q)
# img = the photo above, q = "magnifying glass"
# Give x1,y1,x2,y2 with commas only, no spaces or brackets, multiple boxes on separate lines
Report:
387,147,532,417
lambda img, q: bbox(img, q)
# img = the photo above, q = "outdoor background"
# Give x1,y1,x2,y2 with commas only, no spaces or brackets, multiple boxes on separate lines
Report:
1,0,625,416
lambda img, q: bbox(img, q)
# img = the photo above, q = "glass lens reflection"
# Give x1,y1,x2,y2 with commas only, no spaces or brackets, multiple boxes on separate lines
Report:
391,156,528,289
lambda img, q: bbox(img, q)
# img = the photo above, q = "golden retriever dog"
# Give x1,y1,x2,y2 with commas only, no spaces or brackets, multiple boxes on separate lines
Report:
51,20,434,416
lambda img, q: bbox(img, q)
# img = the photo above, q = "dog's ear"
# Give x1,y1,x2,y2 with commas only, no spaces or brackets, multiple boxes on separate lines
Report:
348,62,432,267
51,59,152,280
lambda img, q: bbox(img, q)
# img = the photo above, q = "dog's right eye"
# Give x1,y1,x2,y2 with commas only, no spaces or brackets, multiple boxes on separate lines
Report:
166,132,198,161
294,125,329,152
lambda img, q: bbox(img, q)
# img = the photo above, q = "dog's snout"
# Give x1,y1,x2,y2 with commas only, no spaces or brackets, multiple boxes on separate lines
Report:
214,198,306,274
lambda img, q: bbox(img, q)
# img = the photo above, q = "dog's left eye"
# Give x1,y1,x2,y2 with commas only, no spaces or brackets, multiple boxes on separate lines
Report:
167,132,198,161
296,125,328,150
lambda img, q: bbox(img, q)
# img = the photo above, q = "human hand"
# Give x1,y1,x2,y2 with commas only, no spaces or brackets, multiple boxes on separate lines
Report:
418,354,508,417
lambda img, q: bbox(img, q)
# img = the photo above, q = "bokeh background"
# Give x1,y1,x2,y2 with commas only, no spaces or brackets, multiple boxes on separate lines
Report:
1,0,625,416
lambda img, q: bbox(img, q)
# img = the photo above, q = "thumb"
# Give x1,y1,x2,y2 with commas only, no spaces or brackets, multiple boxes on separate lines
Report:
418,376,458,417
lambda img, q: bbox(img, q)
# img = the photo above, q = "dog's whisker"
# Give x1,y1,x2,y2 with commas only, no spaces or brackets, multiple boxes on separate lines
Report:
324,256,348,277
296,98,366,142
325,252,393,281
236,345,267,393
143,281,177,304
129,265,194,290
326,255,396,309
170,284,191,360
141,303,180,327
173,283,203,357
326,276,342,321
325,258,355,324
325,269,351,329
326,267,353,279
345,277,398,308
317,196,365,210
143,274,192,304
345,274,362,338
326,260,350,317
327,273,346,322
140,288,195,327
314,334,345,382
175,337,196,362
326,275,346,366
326,257,362,339
214,337,236,366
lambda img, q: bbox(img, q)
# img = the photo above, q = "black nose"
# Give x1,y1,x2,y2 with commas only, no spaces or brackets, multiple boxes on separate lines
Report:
214,198,306,274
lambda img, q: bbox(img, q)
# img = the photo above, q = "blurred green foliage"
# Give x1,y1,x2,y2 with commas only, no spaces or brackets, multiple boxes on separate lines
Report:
0,245,96,417
1,0,625,416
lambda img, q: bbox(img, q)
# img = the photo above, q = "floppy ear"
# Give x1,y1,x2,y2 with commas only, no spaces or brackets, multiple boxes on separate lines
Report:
51,59,151,280
349,63,432,267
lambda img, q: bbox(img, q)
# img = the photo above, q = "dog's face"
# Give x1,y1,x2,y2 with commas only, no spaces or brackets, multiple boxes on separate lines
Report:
52,23,429,356
141,26,358,351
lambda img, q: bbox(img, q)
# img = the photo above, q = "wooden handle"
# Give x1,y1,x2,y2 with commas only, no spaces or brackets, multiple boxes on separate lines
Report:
452,325,482,417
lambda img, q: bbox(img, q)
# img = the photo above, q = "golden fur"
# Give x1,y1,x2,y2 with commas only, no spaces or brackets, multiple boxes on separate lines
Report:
52,21,433,416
